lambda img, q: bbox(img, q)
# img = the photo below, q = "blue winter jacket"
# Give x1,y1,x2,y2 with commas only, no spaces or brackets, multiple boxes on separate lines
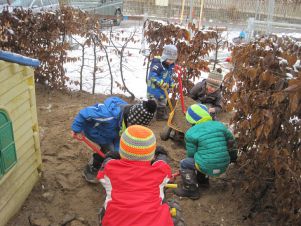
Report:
71,97,128,151
147,57,175,100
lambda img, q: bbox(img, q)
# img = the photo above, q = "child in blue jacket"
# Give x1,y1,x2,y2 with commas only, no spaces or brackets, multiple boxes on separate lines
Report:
71,96,157,183
147,44,177,120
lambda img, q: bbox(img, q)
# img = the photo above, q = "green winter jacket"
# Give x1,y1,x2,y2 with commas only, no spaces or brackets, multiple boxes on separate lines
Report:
185,120,234,176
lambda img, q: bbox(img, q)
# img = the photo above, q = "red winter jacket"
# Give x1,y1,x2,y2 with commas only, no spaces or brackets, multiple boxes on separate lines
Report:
97,159,174,226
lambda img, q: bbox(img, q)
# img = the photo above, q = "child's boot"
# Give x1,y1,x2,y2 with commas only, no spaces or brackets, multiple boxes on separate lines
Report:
174,169,200,200
196,171,209,188
82,153,104,184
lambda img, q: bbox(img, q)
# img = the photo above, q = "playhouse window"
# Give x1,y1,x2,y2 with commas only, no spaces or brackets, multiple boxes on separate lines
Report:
0,110,17,178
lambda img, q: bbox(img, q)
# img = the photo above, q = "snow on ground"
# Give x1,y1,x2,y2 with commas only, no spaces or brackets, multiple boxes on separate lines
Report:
65,26,148,99
276,33,301,39
64,22,301,99
64,24,230,99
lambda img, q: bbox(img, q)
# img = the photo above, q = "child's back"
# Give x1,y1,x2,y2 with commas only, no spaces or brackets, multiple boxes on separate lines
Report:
97,125,174,226
174,104,236,200
185,120,232,176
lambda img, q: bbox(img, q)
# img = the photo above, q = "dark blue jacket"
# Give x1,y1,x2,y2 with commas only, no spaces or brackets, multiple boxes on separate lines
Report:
71,97,128,150
147,58,174,100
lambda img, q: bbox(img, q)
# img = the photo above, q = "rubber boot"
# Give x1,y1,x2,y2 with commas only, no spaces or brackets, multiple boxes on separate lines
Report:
156,106,168,121
82,153,104,184
174,169,200,200
196,171,209,188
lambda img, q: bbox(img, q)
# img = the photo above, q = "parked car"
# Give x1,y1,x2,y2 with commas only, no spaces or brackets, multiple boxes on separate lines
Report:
8,0,59,12
70,0,124,26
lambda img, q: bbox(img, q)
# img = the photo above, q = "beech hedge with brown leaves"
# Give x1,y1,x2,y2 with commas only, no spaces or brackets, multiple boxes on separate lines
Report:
0,7,100,89
144,21,217,97
223,36,301,225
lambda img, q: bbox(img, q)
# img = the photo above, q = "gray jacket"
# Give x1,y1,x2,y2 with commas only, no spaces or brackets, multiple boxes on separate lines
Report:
189,79,222,113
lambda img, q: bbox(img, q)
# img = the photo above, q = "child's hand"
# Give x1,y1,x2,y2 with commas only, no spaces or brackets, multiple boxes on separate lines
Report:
227,140,237,163
227,139,235,149
208,107,216,113
160,82,169,89
71,131,83,140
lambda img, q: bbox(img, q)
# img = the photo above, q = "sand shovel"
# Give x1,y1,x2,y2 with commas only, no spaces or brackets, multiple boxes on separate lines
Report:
72,132,106,158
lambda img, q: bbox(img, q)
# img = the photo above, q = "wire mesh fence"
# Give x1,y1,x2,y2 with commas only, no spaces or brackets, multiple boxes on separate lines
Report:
123,0,301,24
123,0,301,37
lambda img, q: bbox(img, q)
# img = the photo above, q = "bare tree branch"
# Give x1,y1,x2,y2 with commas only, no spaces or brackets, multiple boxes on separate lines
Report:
119,30,137,100
95,36,114,95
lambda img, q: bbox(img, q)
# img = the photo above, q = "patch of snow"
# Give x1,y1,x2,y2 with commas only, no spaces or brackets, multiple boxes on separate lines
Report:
295,42,301,47
65,26,148,99
64,24,240,98
286,73,293,78
6,28,14,35
289,116,300,124
278,57,288,65
265,46,272,51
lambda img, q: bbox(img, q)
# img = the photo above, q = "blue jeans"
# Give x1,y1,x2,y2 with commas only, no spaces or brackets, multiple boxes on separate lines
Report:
180,158,208,181
180,157,196,170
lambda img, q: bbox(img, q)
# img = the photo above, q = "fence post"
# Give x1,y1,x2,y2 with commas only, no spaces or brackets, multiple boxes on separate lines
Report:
189,0,193,23
267,0,275,34
198,0,204,28
247,17,255,41
180,0,186,24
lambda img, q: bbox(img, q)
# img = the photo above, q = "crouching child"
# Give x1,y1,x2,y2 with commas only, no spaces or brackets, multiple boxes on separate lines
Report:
174,104,237,200
97,125,174,226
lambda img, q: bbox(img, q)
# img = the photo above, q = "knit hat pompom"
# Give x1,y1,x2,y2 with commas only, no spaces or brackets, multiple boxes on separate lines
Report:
127,100,157,126
120,125,156,161
143,99,157,114
186,104,212,125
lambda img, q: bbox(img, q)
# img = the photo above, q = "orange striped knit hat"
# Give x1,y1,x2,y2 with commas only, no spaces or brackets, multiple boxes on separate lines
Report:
120,125,156,161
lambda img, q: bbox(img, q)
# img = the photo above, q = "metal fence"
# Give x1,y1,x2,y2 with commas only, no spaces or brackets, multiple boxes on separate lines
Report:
123,0,301,24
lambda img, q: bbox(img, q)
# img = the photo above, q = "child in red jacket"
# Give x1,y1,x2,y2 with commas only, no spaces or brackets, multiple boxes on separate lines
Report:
97,125,174,226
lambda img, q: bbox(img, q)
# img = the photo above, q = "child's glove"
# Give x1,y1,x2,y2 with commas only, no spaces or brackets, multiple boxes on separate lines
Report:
100,151,121,169
105,151,121,160
159,81,169,89
162,83,169,89
152,146,168,163
227,140,237,163
155,146,168,156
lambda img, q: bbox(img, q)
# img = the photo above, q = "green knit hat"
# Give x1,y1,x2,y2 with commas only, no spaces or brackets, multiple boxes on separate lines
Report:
186,104,212,125
207,70,223,89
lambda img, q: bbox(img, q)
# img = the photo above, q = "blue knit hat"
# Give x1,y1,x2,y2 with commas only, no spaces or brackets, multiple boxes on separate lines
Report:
186,104,212,125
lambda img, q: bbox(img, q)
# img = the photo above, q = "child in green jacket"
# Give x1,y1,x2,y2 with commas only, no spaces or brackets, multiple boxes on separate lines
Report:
174,104,237,200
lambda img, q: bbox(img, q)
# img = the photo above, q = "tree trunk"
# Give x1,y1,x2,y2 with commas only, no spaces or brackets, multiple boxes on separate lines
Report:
92,37,97,94
80,44,85,91
120,44,135,100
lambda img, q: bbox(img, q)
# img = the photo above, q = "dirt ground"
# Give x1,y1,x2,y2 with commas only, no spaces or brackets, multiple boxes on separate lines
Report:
7,85,252,226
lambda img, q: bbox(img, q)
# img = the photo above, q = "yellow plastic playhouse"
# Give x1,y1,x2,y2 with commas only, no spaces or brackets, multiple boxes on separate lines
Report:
0,51,42,226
